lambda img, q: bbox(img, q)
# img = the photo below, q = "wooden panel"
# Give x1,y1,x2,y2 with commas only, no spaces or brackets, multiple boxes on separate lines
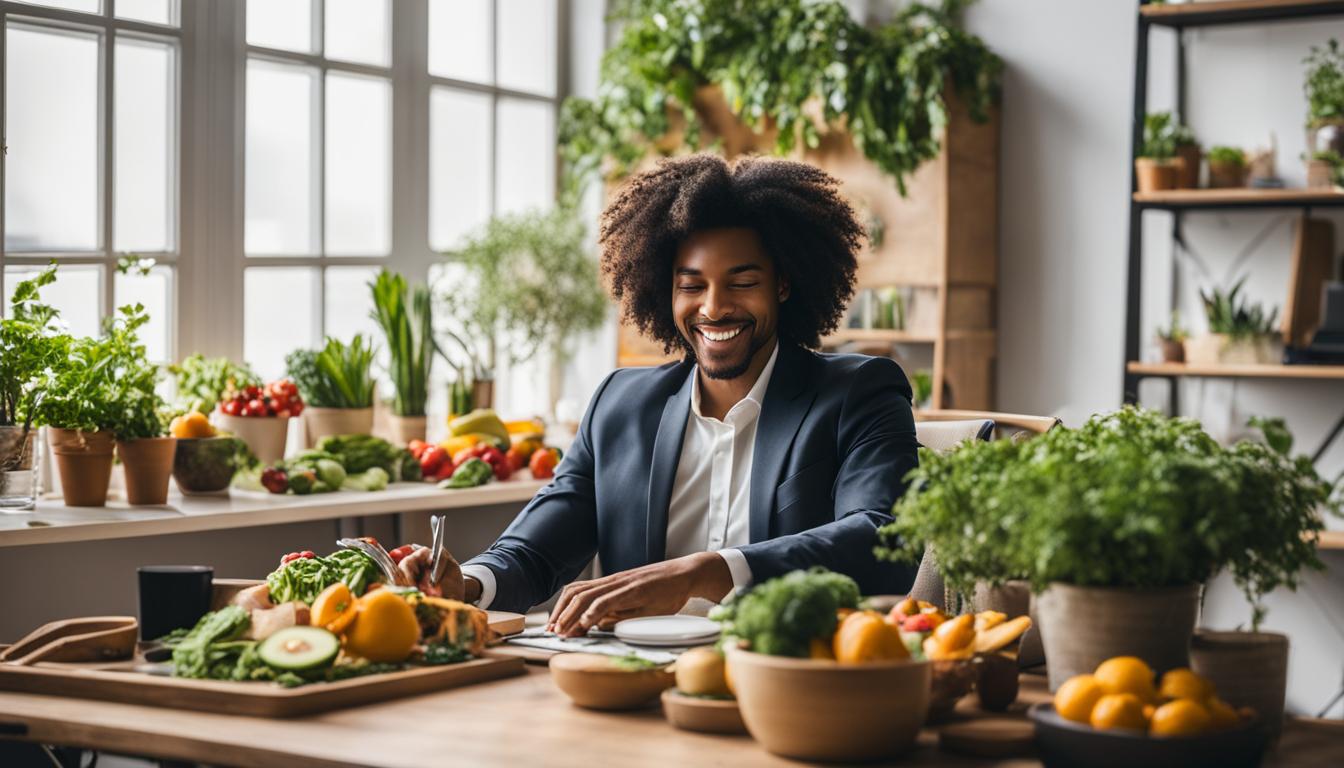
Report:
824,329,937,345
1319,530,1344,550
1283,218,1336,347
1140,0,1344,26
945,286,995,331
1128,361,1344,380
1133,188,1344,207
944,97,1000,287
942,336,998,411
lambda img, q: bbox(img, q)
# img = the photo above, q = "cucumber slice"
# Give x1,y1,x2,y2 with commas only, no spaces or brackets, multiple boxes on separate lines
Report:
258,626,340,671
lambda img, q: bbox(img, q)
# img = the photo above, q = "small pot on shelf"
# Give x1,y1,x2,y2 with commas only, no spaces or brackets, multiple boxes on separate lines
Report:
1207,161,1248,189
1174,143,1201,188
46,427,116,507
1135,158,1180,193
214,412,290,464
0,425,38,511
117,436,178,506
385,414,427,446
303,407,373,448
1183,334,1282,366
1159,338,1186,363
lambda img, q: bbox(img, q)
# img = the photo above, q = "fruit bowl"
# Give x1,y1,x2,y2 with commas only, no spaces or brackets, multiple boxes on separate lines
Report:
1028,703,1267,768
928,658,980,719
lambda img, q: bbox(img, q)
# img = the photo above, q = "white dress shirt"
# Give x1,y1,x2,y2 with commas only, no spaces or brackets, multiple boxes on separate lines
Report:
463,343,778,609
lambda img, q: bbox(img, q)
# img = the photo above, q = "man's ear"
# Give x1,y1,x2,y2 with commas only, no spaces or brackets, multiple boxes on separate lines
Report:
778,274,790,303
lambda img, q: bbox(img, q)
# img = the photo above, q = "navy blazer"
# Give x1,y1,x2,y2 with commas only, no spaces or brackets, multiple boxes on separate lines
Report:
464,343,920,613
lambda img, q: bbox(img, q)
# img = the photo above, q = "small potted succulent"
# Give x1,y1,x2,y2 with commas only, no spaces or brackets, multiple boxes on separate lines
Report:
1155,310,1189,363
1206,145,1248,188
876,407,1336,691
370,270,433,445
1303,38,1344,187
1186,278,1282,365
286,335,375,448
1135,113,1181,192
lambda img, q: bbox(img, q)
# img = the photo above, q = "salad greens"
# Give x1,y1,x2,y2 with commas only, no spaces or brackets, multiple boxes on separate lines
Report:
265,549,382,605
315,434,421,480
168,354,260,415
285,336,376,409
0,263,71,429
710,568,860,657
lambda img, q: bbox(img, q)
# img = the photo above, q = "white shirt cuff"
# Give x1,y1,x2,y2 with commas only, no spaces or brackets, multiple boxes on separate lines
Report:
460,564,497,610
716,548,753,601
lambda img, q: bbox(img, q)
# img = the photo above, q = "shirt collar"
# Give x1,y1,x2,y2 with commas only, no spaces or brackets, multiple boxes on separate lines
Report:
689,341,780,421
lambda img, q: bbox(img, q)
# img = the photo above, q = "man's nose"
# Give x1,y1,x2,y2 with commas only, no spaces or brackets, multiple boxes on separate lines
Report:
701,284,733,320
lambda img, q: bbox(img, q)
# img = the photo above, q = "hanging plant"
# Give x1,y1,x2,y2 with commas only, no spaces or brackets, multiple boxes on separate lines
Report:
559,0,1001,200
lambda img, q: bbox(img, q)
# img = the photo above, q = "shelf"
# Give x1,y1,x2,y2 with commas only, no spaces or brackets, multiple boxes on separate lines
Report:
824,329,938,345
1141,0,1344,28
1132,187,1344,210
1319,530,1344,551
1128,361,1344,380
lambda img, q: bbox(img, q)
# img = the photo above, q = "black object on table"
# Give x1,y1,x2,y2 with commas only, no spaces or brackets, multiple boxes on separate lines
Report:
137,565,214,641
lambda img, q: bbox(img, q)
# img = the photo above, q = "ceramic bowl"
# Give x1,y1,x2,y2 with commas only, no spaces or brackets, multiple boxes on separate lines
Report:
661,689,747,735
549,652,675,710
1028,703,1267,768
172,437,239,495
726,648,931,762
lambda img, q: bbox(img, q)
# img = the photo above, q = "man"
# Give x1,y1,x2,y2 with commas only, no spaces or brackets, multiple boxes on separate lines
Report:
417,153,919,636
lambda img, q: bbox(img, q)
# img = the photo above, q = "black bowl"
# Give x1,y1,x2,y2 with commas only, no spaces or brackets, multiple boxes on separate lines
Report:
1028,702,1267,768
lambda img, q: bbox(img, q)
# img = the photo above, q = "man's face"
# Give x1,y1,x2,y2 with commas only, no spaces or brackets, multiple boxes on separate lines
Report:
672,227,789,380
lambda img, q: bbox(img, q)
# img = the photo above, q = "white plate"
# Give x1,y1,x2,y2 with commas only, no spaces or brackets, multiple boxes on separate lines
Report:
614,615,722,647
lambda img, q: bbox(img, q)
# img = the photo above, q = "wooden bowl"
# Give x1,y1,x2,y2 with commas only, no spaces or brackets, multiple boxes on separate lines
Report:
928,658,981,720
549,653,674,711
661,689,747,735
725,648,931,762
1028,703,1267,768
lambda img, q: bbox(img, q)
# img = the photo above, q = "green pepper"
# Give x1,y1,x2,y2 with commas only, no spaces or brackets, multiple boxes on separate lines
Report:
440,457,492,489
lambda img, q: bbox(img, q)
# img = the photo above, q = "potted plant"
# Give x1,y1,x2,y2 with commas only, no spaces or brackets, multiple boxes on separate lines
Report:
1206,145,1248,188
1151,112,1202,188
370,270,433,444
212,378,304,463
105,307,176,506
1135,113,1181,192
286,336,375,447
1186,277,1282,365
0,265,70,510
1303,38,1344,186
437,209,609,417
876,407,1336,691
167,354,260,418
1155,310,1189,363
1307,149,1343,188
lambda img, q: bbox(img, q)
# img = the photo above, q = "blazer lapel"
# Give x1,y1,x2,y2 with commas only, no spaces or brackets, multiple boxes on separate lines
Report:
749,345,821,543
645,366,694,563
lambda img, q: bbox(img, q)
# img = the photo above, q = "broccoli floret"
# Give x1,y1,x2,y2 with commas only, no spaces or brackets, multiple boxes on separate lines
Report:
710,568,860,658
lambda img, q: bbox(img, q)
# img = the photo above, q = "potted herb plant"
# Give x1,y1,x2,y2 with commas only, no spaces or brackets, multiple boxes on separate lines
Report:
1307,149,1343,188
0,265,70,510
1146,112,1201,188
286,335,376,448
105,305,177,506
1155,310,1189,363
876,407,1335,691
1206,145,1248,188
370,270,433,444
1304,38,1344,186
1186,277,1282,365
1136,113,1181,192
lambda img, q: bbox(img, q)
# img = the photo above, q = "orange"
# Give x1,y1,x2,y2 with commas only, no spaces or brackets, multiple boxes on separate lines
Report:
1090,693,1147,732
1094,656,1156,700
1206,697,1240,731
310,582,358,635
1158,667,1212,702
833,610,908,664
1054,674,1106,724
1149,698,1212,737
170,411,216,439
343,588,420,663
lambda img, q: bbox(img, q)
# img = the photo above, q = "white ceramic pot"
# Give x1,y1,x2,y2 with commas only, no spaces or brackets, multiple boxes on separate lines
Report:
1183,334,1282,366
303,407,374,448
214,412,290,464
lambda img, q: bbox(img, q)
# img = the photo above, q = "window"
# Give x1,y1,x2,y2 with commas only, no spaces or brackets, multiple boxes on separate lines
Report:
2,1,180,360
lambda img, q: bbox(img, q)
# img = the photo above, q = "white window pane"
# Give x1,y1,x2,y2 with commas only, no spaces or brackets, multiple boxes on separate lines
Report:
430,88,493,251
245,59,318,256
495,98,555,216
324,266,380,351
428,0,491,83
115,38,175,253
4,25,99,252
497,0,556,96
117,0,175,25
12,0,99,13
326,73,391,256
3,265,101,339
244,267,318,381
247,0,314,53
325,0,389,67
114,266,172,362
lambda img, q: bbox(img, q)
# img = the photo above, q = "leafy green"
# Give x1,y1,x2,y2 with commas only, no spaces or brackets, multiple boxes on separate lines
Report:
610,654,661,671
169,606,254,680
342,467,389,492
876,407,1340,629
1200,277,1279,339
285,336,376,409
1156,309,1189,344
265,549,382,605
558,0,1001,200
1304,38,1344,126
369,270,434,417
167,354,260,415
0,264,72,433
1140,112,1178,160
315,434,406,475
421,641,473,666
440,457,492,488
709,568,859,657
1207,145,1246,167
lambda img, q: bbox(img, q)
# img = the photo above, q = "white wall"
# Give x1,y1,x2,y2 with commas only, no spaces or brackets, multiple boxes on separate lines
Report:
959,0,1344,717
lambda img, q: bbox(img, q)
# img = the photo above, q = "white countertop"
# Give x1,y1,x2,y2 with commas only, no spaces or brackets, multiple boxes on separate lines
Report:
0,479,547,548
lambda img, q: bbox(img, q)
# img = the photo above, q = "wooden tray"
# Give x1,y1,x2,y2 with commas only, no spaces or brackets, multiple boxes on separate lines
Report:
0,654,525,717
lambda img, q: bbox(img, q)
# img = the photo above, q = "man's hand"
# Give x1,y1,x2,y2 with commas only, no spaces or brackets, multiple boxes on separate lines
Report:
547,551,734,637
396,545,465,601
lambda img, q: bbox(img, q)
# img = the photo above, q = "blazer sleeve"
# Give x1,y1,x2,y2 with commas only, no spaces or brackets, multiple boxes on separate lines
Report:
736,357,920,595
460,371,617,613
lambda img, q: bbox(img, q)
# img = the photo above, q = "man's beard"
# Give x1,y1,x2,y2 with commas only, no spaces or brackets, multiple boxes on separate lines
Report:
692,326,764,381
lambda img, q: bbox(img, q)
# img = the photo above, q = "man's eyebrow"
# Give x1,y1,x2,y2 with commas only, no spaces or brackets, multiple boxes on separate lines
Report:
728,265,764,275
675,267,702,276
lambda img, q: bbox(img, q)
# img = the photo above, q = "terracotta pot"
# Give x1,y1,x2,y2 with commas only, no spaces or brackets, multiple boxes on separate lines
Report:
47,427,115,507
1174,143,1201,188
1135,158,1180,193
1159,338,1186,363
1184,334,1282,366
471,380,494,411
1191,630,1288,742
726,648,930,762
1035,582,1201,691
385,414,427,446
117,437,178,506
1306,158,1337,189
0,426,38,511
214,412,290,464
303,407,373,448
1208,160,1247,189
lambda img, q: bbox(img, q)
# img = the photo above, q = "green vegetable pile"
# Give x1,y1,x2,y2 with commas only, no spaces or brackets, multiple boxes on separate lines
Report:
168,354,260,415
285,336,376,410
315,434,421,481
710,568,860,657
440,457,492,489
265,549,382,605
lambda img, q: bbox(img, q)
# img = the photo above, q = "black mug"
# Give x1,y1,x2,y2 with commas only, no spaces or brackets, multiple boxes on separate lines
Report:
138,565,214,641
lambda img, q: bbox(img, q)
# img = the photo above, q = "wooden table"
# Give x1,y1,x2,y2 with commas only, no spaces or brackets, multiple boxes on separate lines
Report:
1,668,1340,767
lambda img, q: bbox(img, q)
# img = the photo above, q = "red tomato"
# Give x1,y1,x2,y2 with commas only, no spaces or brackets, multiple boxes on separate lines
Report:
245,385,262,399
419,446,448,476
529,448,560,479
290,401,304,416
222,400,243,416
408,440,428,460
245,399,267,417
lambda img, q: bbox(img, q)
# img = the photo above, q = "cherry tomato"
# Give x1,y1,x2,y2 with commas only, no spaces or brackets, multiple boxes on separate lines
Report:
529,447,560,479
419,446,448,476
388,545,414,564
280,551,300,564
299,550,315,559
245,385,262,399
222,400,243,416
246,398,267,417
290,401,304,416
408,440,429,460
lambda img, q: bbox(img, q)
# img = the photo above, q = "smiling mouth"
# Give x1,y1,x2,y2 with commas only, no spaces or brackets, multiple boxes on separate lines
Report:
697,325,745,342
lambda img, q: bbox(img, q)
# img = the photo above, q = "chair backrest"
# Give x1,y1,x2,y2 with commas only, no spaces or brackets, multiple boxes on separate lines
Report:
915,419,995,454
917,409,1061,442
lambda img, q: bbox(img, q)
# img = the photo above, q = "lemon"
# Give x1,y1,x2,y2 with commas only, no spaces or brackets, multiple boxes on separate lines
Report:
1158,667,1212,702
1206,697,1240,731
1094,656,1156,700
1090,693,1147,732
1054,674,1106,724
1150,698,1212,737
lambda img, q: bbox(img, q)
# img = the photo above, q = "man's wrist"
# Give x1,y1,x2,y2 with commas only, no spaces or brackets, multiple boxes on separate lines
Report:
691,551,734,600
464,575,482,604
